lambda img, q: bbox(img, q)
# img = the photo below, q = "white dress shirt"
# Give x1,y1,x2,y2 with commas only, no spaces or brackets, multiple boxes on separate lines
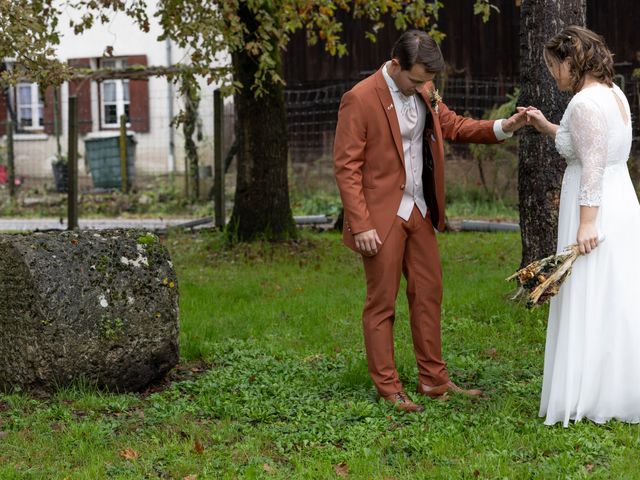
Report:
382,63,428,221
382,62,513,222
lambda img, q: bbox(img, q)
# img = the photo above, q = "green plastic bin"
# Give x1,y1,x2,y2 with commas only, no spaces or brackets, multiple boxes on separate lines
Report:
84,134,136,189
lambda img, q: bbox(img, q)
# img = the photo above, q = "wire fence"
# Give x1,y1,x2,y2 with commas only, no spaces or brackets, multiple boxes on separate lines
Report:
284,74,640,163
284,76,522,164
1,74,639,219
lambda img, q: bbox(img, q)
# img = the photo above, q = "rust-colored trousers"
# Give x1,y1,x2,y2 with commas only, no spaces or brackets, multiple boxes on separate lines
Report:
361,206,449,396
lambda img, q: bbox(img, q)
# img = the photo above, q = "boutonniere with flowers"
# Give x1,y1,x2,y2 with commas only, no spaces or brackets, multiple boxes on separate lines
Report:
429,89,442,114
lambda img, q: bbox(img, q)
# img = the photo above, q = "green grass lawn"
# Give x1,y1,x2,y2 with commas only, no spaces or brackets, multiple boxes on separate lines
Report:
1,230,639,479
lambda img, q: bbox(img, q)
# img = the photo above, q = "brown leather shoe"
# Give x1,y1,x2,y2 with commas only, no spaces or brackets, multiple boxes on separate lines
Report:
416,381,483,399
379,391,424,413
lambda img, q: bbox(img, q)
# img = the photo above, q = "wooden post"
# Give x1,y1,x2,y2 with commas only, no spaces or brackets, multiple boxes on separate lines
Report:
6,120,15,200
213,89,225,228
54,88,62,158
184,152,190,199
119,114,128,194
67,97,79,230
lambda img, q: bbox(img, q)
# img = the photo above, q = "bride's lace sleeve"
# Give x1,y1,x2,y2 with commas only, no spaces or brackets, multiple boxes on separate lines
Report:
569,99,608,207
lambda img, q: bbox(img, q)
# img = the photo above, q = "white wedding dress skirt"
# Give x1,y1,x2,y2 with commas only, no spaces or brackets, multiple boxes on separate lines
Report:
539,85,640,426
540,163,640,426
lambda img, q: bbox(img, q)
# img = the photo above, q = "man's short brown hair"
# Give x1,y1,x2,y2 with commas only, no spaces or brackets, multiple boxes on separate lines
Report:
391,30,445,73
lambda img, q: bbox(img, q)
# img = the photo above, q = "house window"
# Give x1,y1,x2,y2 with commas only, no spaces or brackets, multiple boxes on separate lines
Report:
16,83,43,130
100,59,130,128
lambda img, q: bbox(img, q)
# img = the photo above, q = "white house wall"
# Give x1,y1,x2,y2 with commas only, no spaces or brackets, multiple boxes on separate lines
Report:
12,0,230,181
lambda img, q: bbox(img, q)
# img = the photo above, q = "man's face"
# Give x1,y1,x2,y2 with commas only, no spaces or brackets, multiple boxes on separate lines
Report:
388,59,436,96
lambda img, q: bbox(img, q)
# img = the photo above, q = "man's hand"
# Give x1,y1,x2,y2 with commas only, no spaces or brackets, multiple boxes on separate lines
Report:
501,106,535,133
354,229,382,256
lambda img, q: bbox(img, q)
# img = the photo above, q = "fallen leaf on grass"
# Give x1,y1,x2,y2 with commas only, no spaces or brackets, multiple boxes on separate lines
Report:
183,475,197,480
119,448,139,460
483,348,499,359
50,422,63,432
436,392,450,402
263,463,274,473
585,464,594,472
335,463,349,477
194,439,205,454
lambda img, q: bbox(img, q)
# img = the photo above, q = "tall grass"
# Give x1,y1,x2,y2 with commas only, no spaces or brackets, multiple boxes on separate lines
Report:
0,231,638,479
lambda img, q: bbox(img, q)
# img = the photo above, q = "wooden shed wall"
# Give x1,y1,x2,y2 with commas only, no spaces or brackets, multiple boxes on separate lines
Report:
282,0,640,85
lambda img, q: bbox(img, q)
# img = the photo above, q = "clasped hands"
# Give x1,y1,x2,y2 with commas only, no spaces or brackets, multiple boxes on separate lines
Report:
503,105,555,135
501,106,538,133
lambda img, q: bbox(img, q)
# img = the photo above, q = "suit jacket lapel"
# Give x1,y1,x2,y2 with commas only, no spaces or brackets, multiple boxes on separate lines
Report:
374,69,404,166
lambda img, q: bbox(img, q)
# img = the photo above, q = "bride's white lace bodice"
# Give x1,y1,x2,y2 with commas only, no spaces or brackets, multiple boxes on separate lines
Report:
555,84,633,206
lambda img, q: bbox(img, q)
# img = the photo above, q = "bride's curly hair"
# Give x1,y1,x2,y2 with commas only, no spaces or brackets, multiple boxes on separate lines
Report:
544,25,614,93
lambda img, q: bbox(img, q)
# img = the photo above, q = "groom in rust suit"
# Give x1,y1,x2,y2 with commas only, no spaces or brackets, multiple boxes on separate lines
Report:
333,30,528,412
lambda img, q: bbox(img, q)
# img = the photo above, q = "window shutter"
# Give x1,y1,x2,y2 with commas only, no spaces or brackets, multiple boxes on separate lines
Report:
68,57,93,134
127,55,149,133
0,88,7,136
42,86,62,135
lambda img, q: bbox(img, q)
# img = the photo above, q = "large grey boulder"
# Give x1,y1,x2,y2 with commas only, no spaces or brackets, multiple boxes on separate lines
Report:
0,229,179,393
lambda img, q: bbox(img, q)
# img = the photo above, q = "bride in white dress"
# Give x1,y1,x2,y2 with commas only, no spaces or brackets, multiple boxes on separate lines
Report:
525,26,640,427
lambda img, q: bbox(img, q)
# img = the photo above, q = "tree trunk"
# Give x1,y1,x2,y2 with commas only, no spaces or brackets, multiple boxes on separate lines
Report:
228,6,296,242
518,0,586,266
183,81,200,202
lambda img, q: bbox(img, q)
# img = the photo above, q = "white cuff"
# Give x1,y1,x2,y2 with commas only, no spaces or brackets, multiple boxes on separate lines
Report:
493,119,514,141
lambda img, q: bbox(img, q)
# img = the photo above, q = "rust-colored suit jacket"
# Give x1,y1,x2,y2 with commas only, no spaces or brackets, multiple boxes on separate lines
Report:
333,66,500,252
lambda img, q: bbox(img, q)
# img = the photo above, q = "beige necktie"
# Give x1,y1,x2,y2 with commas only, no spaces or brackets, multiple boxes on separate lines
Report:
401,95,418,127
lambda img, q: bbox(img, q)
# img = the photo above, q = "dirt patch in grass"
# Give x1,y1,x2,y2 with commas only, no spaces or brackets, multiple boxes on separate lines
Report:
139,359,214,397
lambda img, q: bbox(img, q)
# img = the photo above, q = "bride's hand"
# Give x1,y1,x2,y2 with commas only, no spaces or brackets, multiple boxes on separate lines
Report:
577,222,599,254
524,108,551,134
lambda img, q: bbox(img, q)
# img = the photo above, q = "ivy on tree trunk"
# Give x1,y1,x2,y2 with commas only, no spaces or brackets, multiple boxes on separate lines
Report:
182,80,200,202
518,0,586,266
